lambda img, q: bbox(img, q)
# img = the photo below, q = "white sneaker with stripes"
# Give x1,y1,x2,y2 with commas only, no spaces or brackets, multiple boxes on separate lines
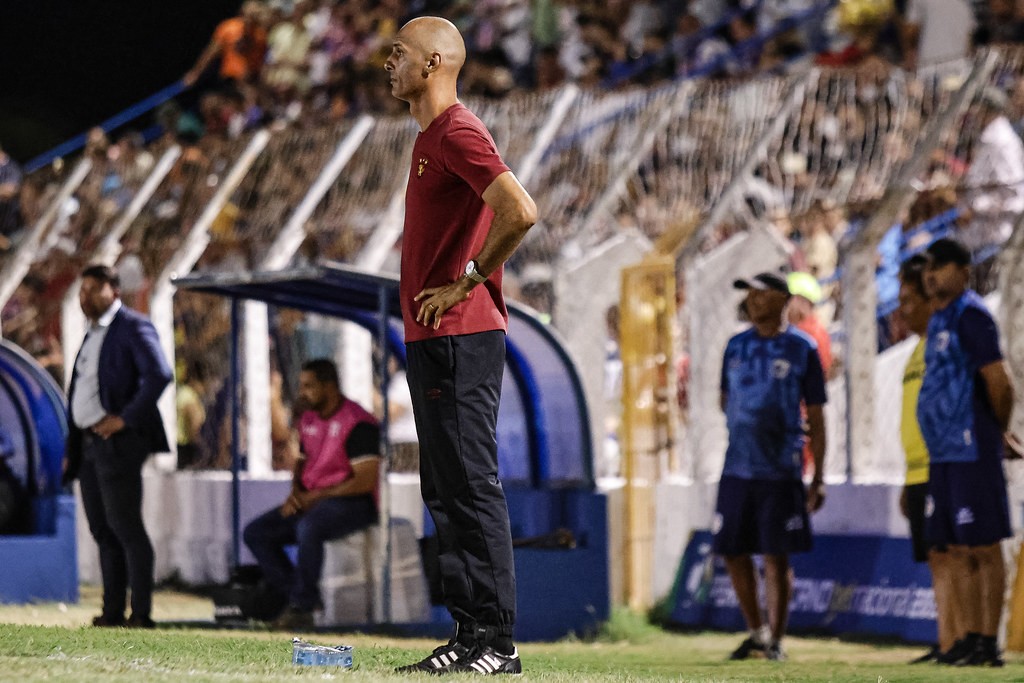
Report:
394,639,473,674
455,645,522,675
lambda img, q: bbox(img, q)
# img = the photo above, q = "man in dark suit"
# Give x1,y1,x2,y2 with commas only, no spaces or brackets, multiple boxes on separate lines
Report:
63,264,173,628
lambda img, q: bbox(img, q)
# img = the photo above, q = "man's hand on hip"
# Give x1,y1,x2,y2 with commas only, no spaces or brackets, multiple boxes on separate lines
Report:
93,415,126,439
415,278,474,330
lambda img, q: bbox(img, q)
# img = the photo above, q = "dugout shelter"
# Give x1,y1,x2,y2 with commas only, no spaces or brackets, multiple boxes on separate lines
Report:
0,339,77,604
174,261,609,640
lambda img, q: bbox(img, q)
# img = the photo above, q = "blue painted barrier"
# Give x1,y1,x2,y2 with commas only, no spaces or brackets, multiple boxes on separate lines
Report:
668,530,936,643
0,494,78,604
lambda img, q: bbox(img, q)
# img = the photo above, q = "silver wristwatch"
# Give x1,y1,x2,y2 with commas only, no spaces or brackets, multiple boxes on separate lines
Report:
464,259,487,284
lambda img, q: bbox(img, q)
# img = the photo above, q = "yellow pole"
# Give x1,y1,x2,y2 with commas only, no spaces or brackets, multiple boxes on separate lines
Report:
1005,542,1024,651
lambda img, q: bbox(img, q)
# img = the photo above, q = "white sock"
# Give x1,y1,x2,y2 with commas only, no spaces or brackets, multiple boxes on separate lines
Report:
752,625,771,646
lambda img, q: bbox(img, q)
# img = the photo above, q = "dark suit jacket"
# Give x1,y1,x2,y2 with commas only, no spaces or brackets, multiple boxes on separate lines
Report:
64,305,173,482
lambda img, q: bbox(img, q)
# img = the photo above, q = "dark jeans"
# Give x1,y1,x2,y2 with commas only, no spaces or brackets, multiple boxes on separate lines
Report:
78,430,154,620
406,330,516,635
243,494,377,611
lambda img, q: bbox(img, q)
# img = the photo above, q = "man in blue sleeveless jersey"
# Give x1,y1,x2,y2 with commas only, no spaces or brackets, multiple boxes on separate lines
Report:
918,238,1015,667
714,271,828,662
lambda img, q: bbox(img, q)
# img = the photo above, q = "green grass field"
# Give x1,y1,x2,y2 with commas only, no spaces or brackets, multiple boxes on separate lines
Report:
0,587,1021,682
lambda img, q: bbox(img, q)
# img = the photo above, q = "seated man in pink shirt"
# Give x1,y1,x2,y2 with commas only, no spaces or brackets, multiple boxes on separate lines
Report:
243,358,380,630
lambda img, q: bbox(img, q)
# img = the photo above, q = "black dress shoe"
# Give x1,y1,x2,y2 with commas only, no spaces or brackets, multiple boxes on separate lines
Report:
91,614,127,627
127,615,156,629
959,637,1004,667
936,635,978,665
908,644,940,664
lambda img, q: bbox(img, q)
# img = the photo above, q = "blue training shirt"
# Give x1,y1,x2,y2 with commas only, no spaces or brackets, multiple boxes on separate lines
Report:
917,290,1004,463
720,325,828,480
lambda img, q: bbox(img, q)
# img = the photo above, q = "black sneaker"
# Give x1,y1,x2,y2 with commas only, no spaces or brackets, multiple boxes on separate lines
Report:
908,644,940,664
765,642,787,661
395,639,474,674
453,645,522,675
126,614,156,629
936,635,977,665
271,606,315,631
728,637,767,660
959,639,1004,667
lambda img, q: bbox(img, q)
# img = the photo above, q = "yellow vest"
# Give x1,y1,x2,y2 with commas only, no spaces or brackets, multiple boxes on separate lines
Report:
901,338,929,485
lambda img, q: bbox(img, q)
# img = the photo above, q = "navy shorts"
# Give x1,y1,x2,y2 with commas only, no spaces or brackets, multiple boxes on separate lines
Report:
904,482,930,563
712,475,813,556
926,456,1011,548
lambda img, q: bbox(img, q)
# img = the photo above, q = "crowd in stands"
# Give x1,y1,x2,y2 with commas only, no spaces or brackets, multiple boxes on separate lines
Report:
3,0,1024,469
175,0,827,136
168,0,1024,127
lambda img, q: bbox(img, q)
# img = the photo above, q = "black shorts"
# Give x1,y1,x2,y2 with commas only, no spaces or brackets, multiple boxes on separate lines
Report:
712,475,812,556
904,482,930,563
926,457,1011,548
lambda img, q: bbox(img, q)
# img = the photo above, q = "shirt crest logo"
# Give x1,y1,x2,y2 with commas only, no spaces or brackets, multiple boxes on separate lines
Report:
956,506,975,526
772,359,791,379
935,330,950,353
417,158,428,177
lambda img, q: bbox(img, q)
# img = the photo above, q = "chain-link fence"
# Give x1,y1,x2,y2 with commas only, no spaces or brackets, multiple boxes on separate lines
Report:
225,121,357,269
3,49,1022,483
678,48,1024,484
467,88,566,173
309,116,417,267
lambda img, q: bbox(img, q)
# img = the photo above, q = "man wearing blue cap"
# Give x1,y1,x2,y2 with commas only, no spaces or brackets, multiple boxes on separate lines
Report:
715,271,828,662
918,238,1015,667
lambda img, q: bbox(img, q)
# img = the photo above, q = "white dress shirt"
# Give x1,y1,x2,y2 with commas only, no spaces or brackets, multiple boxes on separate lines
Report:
71,299,122,429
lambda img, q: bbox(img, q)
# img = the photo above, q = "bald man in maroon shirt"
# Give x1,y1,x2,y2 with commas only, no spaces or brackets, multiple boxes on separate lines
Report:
386,16,537,677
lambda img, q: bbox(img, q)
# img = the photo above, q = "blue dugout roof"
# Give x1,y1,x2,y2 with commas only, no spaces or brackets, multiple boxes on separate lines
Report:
0,340,68,501
174,262,593,488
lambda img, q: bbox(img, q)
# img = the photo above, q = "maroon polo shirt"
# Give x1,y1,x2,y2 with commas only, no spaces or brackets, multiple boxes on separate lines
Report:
400,103,511,343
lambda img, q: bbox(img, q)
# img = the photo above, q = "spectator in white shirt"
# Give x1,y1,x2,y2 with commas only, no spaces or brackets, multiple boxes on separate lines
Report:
900,0,975,71
960,88,1024,253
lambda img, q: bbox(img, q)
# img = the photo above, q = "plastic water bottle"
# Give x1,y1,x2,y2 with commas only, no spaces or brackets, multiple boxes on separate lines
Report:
292,638,354,668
